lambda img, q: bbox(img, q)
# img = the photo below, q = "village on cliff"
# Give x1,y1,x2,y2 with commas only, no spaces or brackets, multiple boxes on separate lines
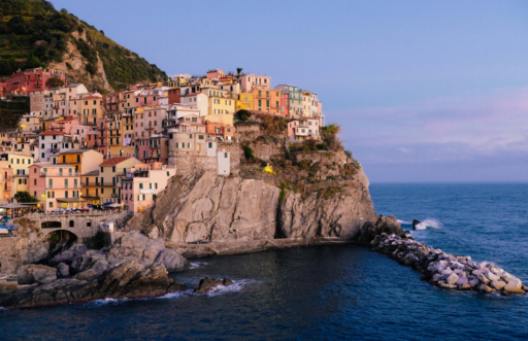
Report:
0,67,325,229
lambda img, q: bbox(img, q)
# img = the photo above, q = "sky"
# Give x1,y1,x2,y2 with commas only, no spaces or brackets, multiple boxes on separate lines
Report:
50,0,528,182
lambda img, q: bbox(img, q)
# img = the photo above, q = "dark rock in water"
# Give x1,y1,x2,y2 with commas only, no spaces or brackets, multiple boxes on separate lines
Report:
412,219,421,230
356,215,404,244
194,277,234,294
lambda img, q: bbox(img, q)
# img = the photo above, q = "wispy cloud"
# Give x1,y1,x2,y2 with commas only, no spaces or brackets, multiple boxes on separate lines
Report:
329,87,528,181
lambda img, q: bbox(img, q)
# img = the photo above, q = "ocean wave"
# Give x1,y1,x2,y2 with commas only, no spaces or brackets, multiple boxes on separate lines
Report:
414,218,442,230
204,279,255,297
158,289,193,300
90,297,129,306
397,219,411,225
189,261,208,270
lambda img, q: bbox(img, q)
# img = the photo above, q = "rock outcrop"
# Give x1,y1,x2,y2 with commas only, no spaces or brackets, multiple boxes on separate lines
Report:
359,218,527,295
0,232,187,309
194,277,234,294
128,165,375,245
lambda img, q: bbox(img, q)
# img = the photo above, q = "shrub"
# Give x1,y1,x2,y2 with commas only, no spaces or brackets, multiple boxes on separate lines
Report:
46,76,64,88
14,191,37,203
242,145,254,160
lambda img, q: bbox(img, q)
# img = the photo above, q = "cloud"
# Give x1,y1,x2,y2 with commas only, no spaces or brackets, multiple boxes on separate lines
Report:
329,87,528,181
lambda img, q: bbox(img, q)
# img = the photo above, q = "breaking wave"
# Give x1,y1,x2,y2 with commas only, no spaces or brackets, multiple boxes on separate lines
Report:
414,218,442,230
86,279,256,306
204,279,255,297
158,289,193,300
90,297,129,306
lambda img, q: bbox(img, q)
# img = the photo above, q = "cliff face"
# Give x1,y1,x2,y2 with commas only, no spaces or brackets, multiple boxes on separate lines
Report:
128,125,376,243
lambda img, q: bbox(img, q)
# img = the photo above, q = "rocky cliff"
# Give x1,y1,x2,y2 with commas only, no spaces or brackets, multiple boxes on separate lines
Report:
128,115,376,247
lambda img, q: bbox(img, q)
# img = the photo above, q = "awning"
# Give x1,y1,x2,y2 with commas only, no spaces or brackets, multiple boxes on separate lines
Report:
56,198,87,203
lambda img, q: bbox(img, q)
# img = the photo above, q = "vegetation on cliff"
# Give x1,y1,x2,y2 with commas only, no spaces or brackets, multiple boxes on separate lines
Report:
236,111,361,200
0,0,167,91
0,95,28,130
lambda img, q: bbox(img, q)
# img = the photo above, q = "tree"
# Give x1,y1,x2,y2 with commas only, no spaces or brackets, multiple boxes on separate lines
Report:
46,76,64,88
321,124,341,150
14,191,37,203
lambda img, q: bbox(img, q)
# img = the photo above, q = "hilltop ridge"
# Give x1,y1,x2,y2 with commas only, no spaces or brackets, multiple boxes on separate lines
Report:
0,0,167,92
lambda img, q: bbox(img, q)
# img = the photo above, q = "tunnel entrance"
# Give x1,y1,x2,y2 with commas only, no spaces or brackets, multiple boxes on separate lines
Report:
47,230,78,258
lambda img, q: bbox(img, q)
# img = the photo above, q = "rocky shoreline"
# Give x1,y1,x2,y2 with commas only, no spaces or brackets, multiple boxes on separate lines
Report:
1,215,526,309
359,216,527,295
0,232,187,309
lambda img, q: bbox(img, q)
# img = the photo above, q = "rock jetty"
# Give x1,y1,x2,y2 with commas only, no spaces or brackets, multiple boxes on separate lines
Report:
359,216,527,295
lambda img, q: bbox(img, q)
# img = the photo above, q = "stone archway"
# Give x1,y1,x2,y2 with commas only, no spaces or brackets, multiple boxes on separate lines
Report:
47,229,79,258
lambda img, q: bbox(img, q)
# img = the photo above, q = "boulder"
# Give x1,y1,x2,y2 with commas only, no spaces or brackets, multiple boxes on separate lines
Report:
51,244,88,265
157,249,187,272
503,278,524,294
17,264,57,285
57,263,70,278
194,277,234,294
446,273,459,286
411,219,421,230
491,280,506,290
478,284,494,293
107,232,164,267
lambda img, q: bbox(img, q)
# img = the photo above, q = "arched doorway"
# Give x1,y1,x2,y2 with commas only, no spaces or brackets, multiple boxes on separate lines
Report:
47,230,78,258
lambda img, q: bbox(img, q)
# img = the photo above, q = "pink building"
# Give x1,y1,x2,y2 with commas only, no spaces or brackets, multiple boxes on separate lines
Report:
1,68,66,95
135,134,169,164
134,106,167,139
120,163,176,213
28,163,81,211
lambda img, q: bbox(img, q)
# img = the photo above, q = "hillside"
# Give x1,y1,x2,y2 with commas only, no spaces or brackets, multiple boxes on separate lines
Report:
0,0,167,92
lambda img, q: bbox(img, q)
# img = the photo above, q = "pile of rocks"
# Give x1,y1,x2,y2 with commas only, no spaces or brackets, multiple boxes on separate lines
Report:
370,232,527,295
0,232,188,309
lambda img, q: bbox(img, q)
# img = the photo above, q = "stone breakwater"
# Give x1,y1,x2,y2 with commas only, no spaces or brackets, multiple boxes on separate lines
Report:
370,232,527,295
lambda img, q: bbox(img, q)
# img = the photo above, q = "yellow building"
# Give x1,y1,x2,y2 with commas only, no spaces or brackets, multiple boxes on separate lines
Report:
99,156,143,203
207,91,235,126
81,170,100,204
53,150,103,174
236,92,254,111
73,93,105,127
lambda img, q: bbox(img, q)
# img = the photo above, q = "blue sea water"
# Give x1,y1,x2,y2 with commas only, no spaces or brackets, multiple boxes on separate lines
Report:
1,183,527,340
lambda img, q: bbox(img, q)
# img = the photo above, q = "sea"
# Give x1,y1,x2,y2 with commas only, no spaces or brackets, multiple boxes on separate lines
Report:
1,183,527,340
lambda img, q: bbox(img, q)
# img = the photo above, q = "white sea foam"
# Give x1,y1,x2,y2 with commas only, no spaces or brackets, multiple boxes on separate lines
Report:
205,279,255,297
189,261,208,270
158,289,193,300
397,219,411,225
414,218,442,230
91,297,128,306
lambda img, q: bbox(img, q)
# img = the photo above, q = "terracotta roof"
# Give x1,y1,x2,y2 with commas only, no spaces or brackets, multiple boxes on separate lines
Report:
40,130,64,136
100,156,132,167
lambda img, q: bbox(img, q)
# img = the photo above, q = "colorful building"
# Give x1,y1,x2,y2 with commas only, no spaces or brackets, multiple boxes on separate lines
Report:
120,163,176,213
28,163,82,211
98,156,143,203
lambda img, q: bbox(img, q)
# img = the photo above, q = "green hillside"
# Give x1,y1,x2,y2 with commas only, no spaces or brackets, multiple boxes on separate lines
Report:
0,0,167,90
